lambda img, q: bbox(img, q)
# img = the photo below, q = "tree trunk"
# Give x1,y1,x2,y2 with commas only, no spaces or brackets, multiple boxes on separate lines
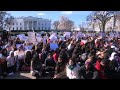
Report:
102,22,106,32
113,15,116,31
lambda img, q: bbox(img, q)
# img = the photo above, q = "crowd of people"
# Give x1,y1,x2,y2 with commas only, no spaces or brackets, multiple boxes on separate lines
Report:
0,31,120,79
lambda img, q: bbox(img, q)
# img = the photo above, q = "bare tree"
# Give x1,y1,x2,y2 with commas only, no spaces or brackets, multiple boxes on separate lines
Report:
87,11,116,32
79,24,85,32
111,11,120,31
0,11,14,30
53,21,60,30
58,16,74,31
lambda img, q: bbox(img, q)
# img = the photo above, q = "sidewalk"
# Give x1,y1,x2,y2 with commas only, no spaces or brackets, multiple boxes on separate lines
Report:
4,71,36,79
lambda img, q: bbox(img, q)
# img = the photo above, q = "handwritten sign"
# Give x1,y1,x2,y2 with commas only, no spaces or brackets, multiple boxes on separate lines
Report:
27,32,36,44
49,33,58,41
16,44,23,49
64,32,71,38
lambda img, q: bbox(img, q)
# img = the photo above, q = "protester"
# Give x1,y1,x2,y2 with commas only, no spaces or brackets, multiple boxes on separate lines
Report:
1,31,120,79
6,51,16,75
31,54,43,78
53,56,66,79
44,53,56,77
53,49,59,63
79,60,98,79
66,58,80,79
95,59,110,79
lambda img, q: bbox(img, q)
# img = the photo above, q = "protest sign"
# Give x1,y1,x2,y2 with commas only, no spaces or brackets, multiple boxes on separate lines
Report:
49,33,58,41
64,32,71,38
36,37,43,42
16,44,23,49
59,36,65,41
25,45,33,50
11,36,16,40
50,43,58,51
17,34,29,41
27,32,36,44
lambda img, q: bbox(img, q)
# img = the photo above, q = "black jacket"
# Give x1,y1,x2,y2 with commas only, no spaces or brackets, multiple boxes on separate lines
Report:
44,58,56,68
79,65,98,79
55,62,65,75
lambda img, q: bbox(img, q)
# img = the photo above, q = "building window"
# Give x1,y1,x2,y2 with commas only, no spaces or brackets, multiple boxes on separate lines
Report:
13,23,14,25
13,28,14,30
20,27,22,30
16,23,18,25
20,23,21,25
16,27,18,30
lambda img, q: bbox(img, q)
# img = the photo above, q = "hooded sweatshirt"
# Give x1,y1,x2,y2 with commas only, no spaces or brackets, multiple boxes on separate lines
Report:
6,51,15,67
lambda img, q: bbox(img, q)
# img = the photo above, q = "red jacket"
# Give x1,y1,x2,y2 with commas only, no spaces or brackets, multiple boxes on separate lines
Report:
95,60,108,79
53,53,59,62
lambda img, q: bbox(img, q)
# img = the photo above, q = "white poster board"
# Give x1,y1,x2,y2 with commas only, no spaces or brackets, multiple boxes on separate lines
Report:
49,33,58,41
64,32,71,38
16,44,23,49
27,32,36,44
59,36,65,41
25,45,33,50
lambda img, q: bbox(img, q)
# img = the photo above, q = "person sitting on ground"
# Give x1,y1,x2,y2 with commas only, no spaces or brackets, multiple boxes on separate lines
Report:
44,53,56,76
79,60,98,79
95,59,110,79
66,58,80,79
53,56,66,79
0,49,7,77
22,50,32,71
6,51,16,75
31,54,43,78
14,45,25,71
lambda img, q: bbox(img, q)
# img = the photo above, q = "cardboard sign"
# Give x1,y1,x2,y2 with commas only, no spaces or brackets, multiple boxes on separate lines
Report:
17,34,28,41
11,36,16,40
49,34,58,41
36,36,43,42
27,32,36,44
16,44,23,49
59,36,65,41
64,32,71,38
25,45,33,50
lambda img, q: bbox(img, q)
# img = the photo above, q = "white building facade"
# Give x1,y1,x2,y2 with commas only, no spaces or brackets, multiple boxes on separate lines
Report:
9,16,51,31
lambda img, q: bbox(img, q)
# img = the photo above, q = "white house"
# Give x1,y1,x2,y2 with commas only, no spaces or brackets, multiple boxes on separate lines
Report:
8,16,51,31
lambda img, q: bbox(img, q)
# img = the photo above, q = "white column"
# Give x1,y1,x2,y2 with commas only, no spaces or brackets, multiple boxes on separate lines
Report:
38,21,39,30
32,21,33,30
27,21,29,30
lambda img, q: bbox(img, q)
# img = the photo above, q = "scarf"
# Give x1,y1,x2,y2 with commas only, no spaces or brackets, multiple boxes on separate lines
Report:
68,64,76,70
